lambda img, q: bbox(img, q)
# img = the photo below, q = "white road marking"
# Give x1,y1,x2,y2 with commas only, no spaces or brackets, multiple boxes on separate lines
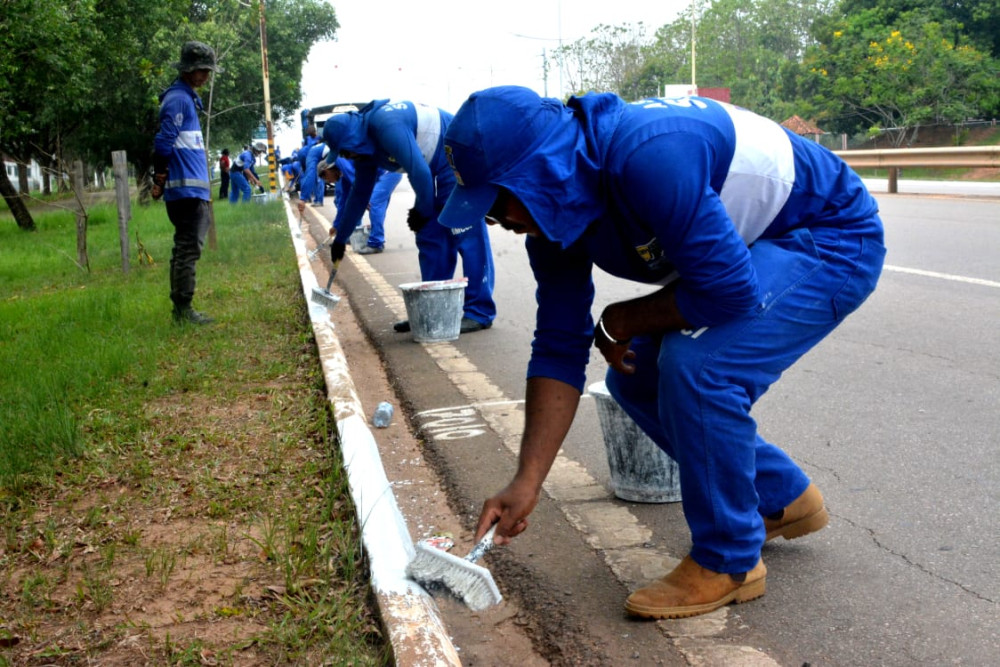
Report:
884,264,1000,289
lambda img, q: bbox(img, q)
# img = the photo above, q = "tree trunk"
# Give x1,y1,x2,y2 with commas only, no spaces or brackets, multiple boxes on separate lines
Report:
0,163,36,230
17,162,29,196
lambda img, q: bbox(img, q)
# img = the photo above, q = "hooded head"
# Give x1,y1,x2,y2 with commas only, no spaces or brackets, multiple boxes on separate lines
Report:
321,111,376,159
439,85,604,248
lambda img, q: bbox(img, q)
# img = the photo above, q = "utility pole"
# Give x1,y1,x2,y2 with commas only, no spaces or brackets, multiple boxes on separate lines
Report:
258,0,277,194
690,0,698,90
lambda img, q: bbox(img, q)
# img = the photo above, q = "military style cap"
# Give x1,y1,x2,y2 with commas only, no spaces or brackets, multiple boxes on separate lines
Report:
174,41,222,73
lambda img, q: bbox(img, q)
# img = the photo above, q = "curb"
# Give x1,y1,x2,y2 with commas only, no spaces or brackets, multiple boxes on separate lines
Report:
284,201,461,666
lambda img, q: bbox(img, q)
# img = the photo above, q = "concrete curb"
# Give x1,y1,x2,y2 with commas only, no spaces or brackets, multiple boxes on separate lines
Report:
284,202,461,666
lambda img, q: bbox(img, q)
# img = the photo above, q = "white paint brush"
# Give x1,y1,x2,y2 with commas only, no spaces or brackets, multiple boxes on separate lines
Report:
406,525,502,611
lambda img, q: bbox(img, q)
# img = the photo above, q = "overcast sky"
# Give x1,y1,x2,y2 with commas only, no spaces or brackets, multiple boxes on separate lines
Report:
274,0,690,154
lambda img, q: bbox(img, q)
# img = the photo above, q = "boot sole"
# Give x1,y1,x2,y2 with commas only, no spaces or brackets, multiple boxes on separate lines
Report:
765,506,829,542
624,576,766,619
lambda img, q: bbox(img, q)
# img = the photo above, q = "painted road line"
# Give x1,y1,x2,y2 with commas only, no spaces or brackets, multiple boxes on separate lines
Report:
884,264,1000,289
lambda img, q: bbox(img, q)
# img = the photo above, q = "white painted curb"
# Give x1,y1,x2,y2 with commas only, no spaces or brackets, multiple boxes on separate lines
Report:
284,202,461,666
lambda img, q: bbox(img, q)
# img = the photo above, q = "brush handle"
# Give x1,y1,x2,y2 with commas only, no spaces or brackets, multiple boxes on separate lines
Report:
325,259,341,291
465,524,497,563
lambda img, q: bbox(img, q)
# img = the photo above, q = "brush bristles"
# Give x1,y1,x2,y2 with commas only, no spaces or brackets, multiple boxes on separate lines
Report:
407,543,502,611
310,287,340,309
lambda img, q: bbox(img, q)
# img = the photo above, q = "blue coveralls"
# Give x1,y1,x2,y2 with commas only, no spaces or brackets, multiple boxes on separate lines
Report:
281,161,301,190
458,91,886,573
330,158,402,249
229,149,256,203
323,100,496,326
299,143,328,206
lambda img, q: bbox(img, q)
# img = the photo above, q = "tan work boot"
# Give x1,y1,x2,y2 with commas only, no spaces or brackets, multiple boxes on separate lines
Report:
764,482,829,541
624,556,766,619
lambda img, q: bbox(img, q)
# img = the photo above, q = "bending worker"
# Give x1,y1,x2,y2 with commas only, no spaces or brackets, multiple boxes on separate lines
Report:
317,156,402,254
439,86,886,619
322,99,496,334
229,142,266,203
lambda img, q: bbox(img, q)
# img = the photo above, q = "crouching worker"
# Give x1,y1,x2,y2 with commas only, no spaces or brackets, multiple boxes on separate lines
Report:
440,86,886,619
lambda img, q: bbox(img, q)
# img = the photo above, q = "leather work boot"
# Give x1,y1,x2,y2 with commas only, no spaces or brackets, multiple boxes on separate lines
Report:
763,482,829,542
460,317,492,334
625,556,766,619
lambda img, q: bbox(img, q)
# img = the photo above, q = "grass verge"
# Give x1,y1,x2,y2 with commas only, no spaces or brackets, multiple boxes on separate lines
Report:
0,197,389,665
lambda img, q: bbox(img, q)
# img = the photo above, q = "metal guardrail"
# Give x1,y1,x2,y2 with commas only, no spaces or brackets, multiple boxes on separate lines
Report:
834,146,1000,193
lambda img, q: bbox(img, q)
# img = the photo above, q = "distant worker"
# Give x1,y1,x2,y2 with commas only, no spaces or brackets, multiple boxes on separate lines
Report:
297,142,329,210
317,156,402,254
229,142,266,203
322,99,496,333
150,40,221,325
218,148,230,200
280,160,302,193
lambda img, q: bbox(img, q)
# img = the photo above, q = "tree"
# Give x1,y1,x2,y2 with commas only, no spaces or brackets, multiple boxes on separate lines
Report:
800,9,1000,143
0,0,96,230
551,23,652,100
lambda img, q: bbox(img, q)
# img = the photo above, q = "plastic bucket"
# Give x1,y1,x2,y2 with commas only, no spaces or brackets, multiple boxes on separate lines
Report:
399,278,467,343
588,381,682,503
349,225,370,252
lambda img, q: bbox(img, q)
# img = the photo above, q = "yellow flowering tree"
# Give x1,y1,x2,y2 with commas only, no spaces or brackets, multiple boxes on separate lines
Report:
801,8,1000,145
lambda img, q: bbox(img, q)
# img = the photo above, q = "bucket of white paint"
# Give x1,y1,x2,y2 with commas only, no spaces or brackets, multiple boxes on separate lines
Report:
349,225,371,252
588,381,682,503
399,278,467,343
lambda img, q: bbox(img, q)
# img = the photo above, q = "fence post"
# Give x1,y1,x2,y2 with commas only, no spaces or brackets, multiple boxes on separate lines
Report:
112,151,131,273
72,160,89,270
887,167,899,194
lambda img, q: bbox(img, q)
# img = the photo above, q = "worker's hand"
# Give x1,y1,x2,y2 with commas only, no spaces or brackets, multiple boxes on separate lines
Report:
297,200,306,214
150,173,166,200
593,309,636,374
475,477,540,546
406,207,430,234
329,241,346,263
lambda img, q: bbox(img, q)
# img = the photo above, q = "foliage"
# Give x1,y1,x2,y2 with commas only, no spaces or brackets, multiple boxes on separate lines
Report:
551,23,652,100
799,8,1000,142
0,0,338,228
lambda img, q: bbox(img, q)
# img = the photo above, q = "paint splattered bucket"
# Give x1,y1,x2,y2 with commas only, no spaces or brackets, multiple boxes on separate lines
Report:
349,225,370,252
588,381,682,503
399,278,467,343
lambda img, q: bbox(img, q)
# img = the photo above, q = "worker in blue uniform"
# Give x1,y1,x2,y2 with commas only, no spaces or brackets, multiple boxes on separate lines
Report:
229,142,265,203
280,160,301,193
440,86,886,619
151,41,220,325
322,99,496,333
297,142,329,211
316,157,402,253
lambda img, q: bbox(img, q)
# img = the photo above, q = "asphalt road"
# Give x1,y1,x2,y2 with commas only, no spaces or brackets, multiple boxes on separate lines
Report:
323,182,999,666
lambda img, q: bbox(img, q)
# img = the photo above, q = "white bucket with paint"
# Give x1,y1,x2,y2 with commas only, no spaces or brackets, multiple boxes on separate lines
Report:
399,278,467,343
588,381,682,503
349,225,371,252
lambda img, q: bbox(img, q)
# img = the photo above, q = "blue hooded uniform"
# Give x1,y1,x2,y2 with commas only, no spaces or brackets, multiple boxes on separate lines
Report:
328,157,402,249
229,148,257,203
441,87,886,572
323,99,496,326
154,80,210,202
299,143,328,205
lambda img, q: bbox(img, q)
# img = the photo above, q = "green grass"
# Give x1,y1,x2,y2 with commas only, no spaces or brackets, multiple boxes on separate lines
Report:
0,195,389,665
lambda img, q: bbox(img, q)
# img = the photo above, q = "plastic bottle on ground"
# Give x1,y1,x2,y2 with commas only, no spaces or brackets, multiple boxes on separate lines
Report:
373,401,393,428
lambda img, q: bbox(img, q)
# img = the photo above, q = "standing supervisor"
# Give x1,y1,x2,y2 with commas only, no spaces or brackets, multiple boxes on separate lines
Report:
440,86,886,619
151,41,221,326
322,99,496,333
